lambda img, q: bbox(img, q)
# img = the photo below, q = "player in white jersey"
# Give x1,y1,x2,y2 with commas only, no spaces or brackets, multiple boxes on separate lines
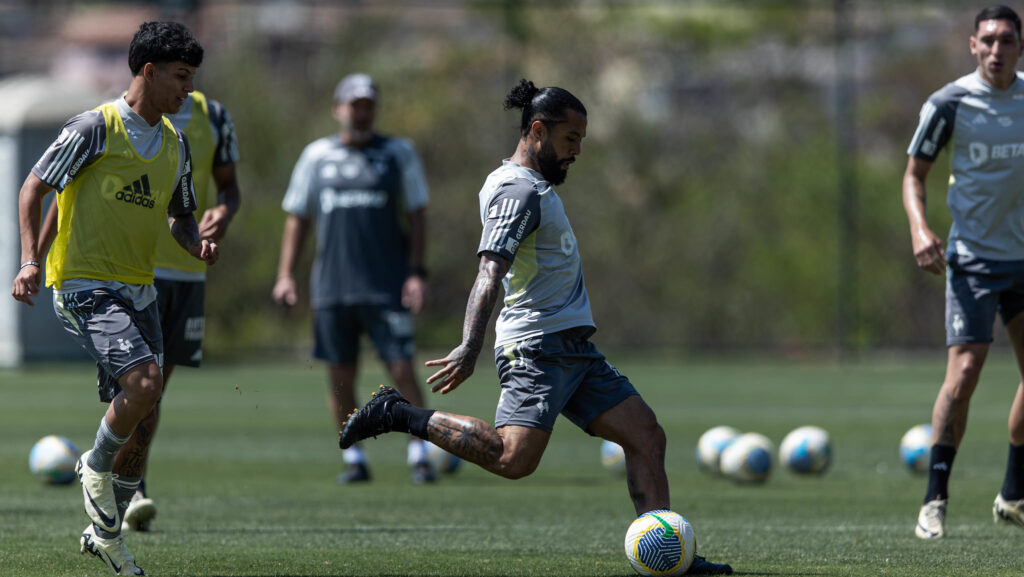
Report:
338,79,732,575
904,4,1024,539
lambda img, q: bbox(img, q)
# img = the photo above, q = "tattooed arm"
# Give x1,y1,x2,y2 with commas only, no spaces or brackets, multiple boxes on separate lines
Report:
169,213,219,265
425,251,510,394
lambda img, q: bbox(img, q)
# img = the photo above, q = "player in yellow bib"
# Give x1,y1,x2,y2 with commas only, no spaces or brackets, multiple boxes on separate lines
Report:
10,21,216,577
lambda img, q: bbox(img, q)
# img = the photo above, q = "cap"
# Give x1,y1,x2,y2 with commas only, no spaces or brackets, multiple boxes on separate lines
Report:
334,73,378,103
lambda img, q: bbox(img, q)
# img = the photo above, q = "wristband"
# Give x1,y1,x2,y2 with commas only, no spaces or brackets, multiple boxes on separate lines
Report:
20,261,40,270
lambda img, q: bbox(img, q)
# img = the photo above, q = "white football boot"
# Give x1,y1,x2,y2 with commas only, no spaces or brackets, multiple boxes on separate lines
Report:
123,490,156,532
75,450,121,533
993,493,1024,528
915,498,947,539
80,524,145,575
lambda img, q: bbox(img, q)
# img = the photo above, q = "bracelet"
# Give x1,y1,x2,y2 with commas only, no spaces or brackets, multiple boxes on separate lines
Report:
20,261,40,270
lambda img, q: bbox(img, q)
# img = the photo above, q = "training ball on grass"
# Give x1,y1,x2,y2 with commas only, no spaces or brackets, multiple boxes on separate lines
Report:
29,435,80,485
695,425,741,475
779,426,832,474
426,442,462,474
900,424,932,473
720,432,774,483
624,509,695,576
601,440,627,475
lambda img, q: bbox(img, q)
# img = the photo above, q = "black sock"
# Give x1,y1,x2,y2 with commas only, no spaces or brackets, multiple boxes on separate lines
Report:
390,404,435,440
1000,443,1024,500
924,444,956,503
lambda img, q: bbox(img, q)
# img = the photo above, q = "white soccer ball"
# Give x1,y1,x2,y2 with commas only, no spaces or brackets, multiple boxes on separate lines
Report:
624,509,695,576
28,435,80,485
601,440,627,475
900,424,932,473
695,425,741,475
719,432,774,483
426,441,462,475
779,426,832,475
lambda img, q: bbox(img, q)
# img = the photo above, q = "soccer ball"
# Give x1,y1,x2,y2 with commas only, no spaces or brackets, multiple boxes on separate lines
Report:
28,435,80,485
695,425,741,475
425,441,462,474
779,426,832,474
624,509,695,576
900,424,932,473
719,432,774,483
601,440,627,475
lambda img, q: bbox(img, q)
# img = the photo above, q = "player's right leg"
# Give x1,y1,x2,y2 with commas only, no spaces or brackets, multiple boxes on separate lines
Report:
995,314,1024,529
589,395,669,514
329,363,371,483
80,523,145,575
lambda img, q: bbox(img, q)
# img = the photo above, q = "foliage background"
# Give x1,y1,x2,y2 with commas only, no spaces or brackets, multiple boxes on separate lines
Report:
0,1,989,358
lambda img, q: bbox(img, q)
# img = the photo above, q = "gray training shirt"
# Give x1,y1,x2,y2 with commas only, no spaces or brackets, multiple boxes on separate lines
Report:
282,134,428,309
908,70,1024,261
477,160,594,347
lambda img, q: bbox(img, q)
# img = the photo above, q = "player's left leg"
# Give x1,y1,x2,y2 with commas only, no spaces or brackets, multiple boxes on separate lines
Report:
588,395,669,514
995,312,1024,528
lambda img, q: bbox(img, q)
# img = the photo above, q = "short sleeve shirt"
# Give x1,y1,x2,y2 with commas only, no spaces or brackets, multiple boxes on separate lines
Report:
907,70,1024,260
477,160,594,347
282,134,429,308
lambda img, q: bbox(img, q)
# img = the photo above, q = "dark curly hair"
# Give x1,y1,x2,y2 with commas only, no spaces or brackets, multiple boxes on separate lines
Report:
504,78,587,137
128,21,204,76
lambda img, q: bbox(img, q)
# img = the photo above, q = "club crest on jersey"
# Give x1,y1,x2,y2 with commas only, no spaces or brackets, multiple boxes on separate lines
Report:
115,174,155,208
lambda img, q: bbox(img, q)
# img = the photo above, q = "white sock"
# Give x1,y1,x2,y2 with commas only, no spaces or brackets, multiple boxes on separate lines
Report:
407,438,428,465
342,446,366,465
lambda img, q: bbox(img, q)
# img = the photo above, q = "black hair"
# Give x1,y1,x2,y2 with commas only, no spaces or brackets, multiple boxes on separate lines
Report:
504,78,587,137
128,21,204,76
975,5,1021,38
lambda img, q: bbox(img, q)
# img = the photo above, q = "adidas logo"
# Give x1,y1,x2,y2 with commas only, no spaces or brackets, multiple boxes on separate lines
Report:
115,174,156,209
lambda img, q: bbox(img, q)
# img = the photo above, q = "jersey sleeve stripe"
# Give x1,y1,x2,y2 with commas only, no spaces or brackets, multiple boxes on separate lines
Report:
41,130,85,185
485,197,520,251
908,100,938,157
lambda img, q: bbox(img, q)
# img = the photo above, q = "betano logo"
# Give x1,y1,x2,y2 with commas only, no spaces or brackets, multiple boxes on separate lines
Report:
115,174,156,208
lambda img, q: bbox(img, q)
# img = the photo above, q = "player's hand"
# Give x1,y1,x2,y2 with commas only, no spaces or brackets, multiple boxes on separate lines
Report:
11,264,41,306
198,205,232,242
189,238,219,265
272,276,298,308
911,227,946,275
402,274,426,314
425,344,478,395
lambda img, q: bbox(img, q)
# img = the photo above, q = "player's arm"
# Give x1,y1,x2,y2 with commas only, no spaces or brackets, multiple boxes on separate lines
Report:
902,155,945,275
197,163,240,242
38,196,58,261
11,173,54,306
425,251,511,395
403,207,427,314
272,214,310,308
169,130,218,265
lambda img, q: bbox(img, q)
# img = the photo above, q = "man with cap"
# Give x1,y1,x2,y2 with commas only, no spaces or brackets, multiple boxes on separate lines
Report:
273,73,435,484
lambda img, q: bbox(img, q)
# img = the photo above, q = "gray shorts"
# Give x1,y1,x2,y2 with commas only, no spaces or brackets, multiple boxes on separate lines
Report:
54,288,163,402
313,304,415,365
493,326,637,434
155,278,205,367
946,253,1024,345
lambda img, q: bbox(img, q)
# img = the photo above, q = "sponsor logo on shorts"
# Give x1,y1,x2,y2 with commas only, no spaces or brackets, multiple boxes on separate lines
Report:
117,338,134,354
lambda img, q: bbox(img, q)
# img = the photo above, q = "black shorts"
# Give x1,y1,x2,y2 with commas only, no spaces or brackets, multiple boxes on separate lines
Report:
945,253,1024,345
313,304,415,365
155,278,205,367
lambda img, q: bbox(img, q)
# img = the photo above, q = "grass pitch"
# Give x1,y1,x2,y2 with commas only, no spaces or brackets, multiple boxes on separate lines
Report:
2,354,1022,576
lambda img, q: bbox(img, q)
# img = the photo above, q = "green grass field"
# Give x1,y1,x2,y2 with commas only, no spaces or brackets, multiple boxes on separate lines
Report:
2,354,1022,576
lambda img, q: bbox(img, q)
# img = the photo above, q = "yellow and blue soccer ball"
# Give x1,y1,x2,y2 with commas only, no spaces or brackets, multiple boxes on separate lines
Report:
601,440,627,475
426,441,462,474
695,425,741,475
28,435,79,485
779,425,832,474
719,432,774,483
900,424,932,473
624,509,695,576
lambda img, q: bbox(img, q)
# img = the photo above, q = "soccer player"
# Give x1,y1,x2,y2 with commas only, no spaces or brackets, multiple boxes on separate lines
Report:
903,4,1024,539
340,78,732,575
10,21,215,576
37,89,240,533
272,73,436,484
